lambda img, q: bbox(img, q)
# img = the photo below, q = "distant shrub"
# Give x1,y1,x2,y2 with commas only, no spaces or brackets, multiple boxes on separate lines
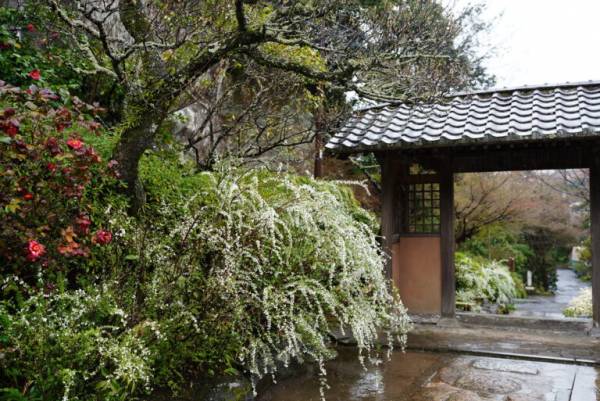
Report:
572,237,591,281
455,251,519,309
563,287,592,318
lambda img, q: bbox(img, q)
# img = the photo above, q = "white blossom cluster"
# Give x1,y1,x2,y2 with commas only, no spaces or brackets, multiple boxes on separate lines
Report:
5,163,412,400
564,287,592,318
1,287,154,400
133,163,412,399
455,252,518,308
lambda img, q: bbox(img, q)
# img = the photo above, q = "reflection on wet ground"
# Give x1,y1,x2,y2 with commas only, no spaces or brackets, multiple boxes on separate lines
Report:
258,348,599,401
513,268,590,319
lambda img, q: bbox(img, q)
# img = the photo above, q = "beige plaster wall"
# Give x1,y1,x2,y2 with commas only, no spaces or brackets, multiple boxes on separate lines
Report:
392,236,442,315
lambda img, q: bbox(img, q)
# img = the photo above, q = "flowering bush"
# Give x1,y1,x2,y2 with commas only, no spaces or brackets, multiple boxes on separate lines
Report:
0,80,118,289
563,287,592,318
0,287,153,401
1,158,410,400
455,251,519,309
0,5,86,90
100,162,411,397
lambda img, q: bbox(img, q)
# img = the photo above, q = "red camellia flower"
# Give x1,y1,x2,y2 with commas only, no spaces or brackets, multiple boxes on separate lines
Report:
26,23,36,32
26,240,46,262
23,193,33,200
28,69,41,81
94,230,112,245
66,138,83,150
47,162,57,172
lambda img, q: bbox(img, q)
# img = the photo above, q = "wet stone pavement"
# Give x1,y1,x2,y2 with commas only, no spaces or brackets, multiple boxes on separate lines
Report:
512,268,590,319
257,348,600,401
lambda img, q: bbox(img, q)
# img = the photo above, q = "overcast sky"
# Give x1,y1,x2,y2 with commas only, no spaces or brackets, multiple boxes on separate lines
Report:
451,0,600,89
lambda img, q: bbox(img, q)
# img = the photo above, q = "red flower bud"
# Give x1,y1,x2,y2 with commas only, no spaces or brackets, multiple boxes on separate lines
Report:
26,23,35,32
23,193,33,200
75,214,92,235
45,137,61,155
3,122,18,137
3,107,15,117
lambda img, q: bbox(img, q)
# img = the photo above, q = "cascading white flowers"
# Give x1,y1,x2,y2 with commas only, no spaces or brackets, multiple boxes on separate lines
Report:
142,163,412,396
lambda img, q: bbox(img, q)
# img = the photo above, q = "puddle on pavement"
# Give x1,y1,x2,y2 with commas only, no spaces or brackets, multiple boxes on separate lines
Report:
257,347,600,401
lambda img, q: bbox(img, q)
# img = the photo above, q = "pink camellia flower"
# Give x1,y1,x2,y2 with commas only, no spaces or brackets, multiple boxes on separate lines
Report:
66,138,84,150
26,240,45,261
28,69,41,81
94,230,112,245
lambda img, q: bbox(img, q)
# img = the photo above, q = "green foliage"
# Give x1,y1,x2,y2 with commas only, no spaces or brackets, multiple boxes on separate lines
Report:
0,81,122,291
0,5,86,91
1,157,410,400
455,251,520,311
116,160,407,394
0,288,153,401
460,222,569,293
460,223,533,278
521,227,564,292
573,237,591,281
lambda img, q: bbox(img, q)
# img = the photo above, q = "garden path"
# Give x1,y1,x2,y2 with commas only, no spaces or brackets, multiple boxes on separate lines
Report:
258,347,599,401
512,268,590,319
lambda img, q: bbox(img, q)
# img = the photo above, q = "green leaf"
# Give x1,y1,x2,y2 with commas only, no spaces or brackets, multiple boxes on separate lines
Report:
0,136,11,144
124,254,139,261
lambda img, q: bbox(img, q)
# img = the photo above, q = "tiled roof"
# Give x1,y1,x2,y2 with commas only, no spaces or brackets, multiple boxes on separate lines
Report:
326,81,600,152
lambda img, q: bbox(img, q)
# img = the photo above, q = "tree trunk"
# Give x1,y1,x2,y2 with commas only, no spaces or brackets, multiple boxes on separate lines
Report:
113,118,158,213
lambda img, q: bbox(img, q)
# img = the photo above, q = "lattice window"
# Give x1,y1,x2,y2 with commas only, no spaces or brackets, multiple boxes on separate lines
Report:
407,183,440,233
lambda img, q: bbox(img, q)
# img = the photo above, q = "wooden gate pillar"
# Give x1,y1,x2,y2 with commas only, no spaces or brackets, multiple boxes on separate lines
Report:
440,164,455,318
590,160,600,327
380,155,397,280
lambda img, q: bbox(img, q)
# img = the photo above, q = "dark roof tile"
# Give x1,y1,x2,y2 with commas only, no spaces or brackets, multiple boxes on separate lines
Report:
327,81,600,152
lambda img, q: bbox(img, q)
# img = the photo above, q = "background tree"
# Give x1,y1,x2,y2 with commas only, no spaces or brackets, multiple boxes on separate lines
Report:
456,171,587,291
44,0,494,210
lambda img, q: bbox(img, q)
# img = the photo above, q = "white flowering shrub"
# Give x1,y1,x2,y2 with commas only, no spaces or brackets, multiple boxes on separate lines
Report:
0,287,153,401
563,287,592,318
455,252,518,307
1,162,410,400
109,163,411,396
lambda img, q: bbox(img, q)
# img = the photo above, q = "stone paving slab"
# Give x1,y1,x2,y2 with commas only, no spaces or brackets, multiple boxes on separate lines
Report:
258,348,600,401
407,323,600,364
